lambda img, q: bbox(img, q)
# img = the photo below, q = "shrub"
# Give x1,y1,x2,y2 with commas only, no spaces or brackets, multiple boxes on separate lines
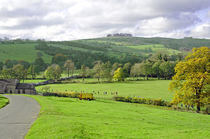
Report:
79,93,94,100
114,96,171,107
42,92,93,100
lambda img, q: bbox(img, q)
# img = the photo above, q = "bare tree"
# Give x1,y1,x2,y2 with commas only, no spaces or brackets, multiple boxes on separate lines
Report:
64,60,75,77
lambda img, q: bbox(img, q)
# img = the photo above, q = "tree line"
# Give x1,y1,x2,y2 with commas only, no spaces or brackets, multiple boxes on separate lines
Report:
0,51,182,82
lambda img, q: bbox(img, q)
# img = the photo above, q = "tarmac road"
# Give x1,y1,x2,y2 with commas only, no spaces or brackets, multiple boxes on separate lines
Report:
0,95,40,139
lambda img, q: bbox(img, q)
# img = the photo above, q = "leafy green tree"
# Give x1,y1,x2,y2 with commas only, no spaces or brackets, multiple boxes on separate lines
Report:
152,61,163,80
13,64,27,82
141,62,153,80
27,65,36,79
159,61,176,79
169,47,210,112
101,61,112,81
34,57,47,73
18,60,30,69
113,67,125,81
5,59,18,68
130,63,142,78
163,54,169,62
123,62,132,77
45,64,62,80
93,61,102,82
1,68,14,79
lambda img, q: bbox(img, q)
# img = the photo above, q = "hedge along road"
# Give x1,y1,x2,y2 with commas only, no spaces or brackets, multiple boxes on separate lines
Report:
0,95,40,139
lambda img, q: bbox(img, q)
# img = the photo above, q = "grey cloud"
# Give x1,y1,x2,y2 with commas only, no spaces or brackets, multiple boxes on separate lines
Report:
3,17,65,29
0,7,48,18
151,0,210,13
0,0,209,40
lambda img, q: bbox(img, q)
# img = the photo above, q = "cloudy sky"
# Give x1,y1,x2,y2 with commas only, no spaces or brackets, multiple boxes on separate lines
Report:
0,0,210,40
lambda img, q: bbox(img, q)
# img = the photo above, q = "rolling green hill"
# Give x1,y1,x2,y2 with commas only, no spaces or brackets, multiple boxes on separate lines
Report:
0,42,52,63
0,37,210,67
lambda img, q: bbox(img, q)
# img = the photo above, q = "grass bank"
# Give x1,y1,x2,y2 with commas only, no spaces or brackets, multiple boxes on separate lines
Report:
25,95,210,139
0,95,9,109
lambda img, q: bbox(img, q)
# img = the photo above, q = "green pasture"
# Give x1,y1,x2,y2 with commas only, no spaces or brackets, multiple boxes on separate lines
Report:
36,80,173,101
0,43,52,63
127,44,180,54
128,44,164,49
0,95,9,109
25,95,210,139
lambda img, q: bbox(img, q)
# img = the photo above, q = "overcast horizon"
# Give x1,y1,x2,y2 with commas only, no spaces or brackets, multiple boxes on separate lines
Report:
0,0,210,41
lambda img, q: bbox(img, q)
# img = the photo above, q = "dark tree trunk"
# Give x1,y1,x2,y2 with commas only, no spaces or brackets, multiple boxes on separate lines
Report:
196,89,201,113
67,68,70,77
196,104,200,113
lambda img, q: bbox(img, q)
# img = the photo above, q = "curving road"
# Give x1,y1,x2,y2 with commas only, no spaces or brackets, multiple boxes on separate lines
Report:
0,95,40,139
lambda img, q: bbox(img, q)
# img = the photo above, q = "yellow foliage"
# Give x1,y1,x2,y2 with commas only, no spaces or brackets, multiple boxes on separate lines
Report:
113,67,124,81
169,47,210,109
79,93,93,100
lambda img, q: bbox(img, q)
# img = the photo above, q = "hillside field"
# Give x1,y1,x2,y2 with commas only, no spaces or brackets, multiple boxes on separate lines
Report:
25,95,210,139
1,37,210,65
36,80,173,101
0,42,52,63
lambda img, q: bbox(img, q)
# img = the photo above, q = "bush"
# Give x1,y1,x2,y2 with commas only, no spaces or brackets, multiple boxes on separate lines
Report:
42,92,82,98
79,93,94,100
113,96,171,107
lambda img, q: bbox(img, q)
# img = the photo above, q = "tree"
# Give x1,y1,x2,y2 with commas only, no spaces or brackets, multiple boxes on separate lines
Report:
123,62,132,77
141,62,153,80
34,57,47,73
152,61,163,80
159,61,176,79
130,63,141,78
93,61,102,82
18,60,30,69
13,64,27,82
5,59,18,68
80,64,89,81
111,62,121,76
101,61,112,81
45,64,62,80
52,53,67,67
169,47,210,112
27,65,36,79
113,67,125,81
163,54,169,62
0,61,3,71
1,68,14,79
64,60,75,77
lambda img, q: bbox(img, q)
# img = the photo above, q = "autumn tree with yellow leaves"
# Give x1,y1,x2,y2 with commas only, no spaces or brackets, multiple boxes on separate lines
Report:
113,67,125,81
169,47,210,112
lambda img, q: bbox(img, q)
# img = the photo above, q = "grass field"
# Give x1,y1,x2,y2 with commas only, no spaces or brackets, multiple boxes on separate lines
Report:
127,44,180,55
0,43,52,63
36,80,173,101
0,95,9,109
25,95,210,139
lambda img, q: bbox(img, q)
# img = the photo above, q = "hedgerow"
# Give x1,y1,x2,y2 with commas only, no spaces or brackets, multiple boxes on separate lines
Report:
113,96,172,107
